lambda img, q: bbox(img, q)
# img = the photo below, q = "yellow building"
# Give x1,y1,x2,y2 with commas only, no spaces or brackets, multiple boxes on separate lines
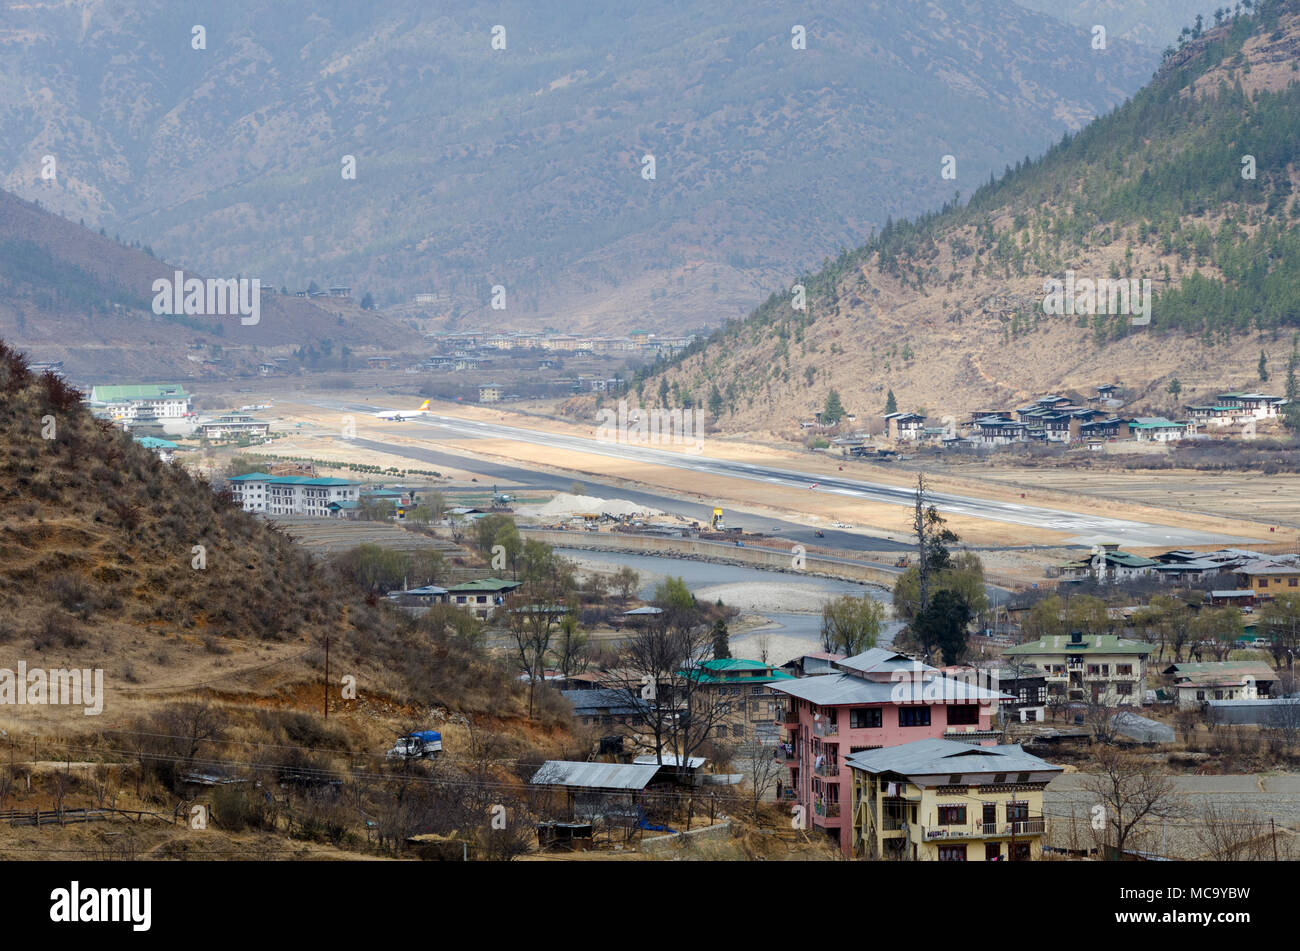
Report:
1236,561,1300,600
847,737,1062,861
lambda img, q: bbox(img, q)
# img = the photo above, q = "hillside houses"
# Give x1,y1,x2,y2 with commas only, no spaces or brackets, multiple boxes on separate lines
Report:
872,384,1285,451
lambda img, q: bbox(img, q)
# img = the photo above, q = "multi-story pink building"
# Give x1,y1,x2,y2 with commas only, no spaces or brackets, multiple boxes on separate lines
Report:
773,648,1009,855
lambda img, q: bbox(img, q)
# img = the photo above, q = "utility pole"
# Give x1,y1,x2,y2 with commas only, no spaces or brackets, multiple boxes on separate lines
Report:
323,634,330,719
1010,798,1016,861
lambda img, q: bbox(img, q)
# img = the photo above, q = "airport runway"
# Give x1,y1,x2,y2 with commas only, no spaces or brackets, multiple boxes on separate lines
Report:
308,399,1258,548
342,436,910,554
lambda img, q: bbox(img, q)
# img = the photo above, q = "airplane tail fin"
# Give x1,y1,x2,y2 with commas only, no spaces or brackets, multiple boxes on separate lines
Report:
418,399,430,411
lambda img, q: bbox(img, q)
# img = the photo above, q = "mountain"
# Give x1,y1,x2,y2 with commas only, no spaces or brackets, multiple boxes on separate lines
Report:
0,1,1160,335
0,187,405,380
631,1,1300,438
1013,0,1218,48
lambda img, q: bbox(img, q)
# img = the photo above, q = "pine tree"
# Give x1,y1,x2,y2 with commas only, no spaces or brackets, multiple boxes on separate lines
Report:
885,389,898,414
708,384,724,418
1259,349,1269,382
822,389,845,424
712,618,730,659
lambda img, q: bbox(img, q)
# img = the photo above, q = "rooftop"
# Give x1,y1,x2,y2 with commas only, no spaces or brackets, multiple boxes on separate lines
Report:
773,672,1009,705
844,738,1062,780
227,474,360,486
530,761,660,791
1005,635,1155,656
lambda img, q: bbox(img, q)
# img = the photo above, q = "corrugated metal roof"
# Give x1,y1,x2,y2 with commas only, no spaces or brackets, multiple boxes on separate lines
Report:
844,738,1062,778
837,648,934,675
773,673,1009,705
530,761,660,790
632,754,706,768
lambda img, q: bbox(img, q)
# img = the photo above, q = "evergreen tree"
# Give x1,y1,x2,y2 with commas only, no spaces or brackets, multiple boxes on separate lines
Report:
884,389,898,414
1167,376,1182,398
822,389,845,424
708,384,724,418
712,618,730,659
1259,349,1269,382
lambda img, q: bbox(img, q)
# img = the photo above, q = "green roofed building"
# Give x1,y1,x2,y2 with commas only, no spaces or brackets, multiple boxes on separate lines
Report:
686,658,797,746
225,472,362,517
1005,632,1154,706
89,384,191,421
447,578,522,620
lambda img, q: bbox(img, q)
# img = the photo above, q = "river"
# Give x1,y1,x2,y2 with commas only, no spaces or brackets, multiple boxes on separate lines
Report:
555,548,902,665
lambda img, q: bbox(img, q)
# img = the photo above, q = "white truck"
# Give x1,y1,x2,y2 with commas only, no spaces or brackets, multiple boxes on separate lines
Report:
386,730,443,760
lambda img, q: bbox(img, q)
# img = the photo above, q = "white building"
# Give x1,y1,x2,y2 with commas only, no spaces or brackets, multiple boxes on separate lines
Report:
227,474,362,516
89,384,192,421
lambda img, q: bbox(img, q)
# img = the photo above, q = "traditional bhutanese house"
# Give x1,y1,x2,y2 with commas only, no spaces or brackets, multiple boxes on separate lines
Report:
1234,561,1300,601
846,738,1063,862
1163,661,1277,709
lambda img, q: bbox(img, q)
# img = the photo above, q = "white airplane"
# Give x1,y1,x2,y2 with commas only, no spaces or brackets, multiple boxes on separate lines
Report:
374,399,430,421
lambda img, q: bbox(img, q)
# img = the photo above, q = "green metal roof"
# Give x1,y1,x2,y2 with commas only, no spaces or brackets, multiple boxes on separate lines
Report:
227,474,358,486
1005,635,1155,656
688,659,797,684
91,384,189,400
134,436,178,449
447,578,522,593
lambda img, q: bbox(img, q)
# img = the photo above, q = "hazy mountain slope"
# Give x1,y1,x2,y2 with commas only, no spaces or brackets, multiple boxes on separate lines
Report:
0,188,405,379
1014,0,1218,47
0,1,1158,334
633,1,1300,438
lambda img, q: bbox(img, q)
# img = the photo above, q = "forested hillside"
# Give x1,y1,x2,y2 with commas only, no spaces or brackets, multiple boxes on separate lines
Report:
627,0,1300,436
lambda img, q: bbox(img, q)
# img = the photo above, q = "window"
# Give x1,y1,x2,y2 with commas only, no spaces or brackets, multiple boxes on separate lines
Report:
947,705,979,726
850,707,883,729
898,707,931,728
1116,664,1133,676
1290,578,1297,587
1006,801,1029,823
937,805,966,825
937,845,967,862
1013,843,1031,861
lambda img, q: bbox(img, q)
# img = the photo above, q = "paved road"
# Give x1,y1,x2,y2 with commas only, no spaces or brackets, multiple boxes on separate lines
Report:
308,399,1258,548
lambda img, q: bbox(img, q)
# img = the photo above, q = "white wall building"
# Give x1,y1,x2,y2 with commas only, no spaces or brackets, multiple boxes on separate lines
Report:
227,474,362,516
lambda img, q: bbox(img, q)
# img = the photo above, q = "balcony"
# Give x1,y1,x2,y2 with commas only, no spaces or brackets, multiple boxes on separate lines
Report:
783,711,800,726
812,719,839,738
813,759,840,778
922,817,1045,841
814,800,842,819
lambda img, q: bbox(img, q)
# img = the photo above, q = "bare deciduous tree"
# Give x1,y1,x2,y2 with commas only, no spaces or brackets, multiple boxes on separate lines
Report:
1082,745,1175,859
